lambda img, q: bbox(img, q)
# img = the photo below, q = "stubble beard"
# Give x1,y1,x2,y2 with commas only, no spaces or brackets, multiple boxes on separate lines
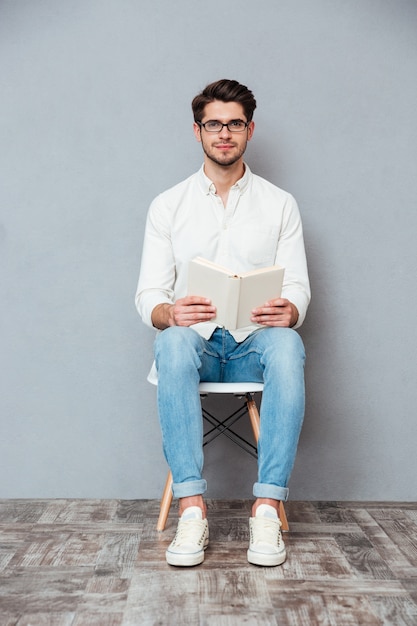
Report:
201,138,247,168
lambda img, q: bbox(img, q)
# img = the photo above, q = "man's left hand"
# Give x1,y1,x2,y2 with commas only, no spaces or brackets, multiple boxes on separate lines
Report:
251,298,299,328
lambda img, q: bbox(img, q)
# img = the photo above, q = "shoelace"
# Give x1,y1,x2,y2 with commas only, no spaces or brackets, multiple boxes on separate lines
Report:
173,518,207,546
251,517,282,546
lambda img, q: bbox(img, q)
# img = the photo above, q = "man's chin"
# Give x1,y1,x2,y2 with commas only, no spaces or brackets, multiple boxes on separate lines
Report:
206,152,243,168
202,142,246,168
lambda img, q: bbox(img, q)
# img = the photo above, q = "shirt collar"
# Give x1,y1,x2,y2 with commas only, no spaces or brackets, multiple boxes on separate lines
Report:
197,163,251,195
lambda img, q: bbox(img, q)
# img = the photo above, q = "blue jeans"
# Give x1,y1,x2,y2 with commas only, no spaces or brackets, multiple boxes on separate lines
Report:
154,326,306,502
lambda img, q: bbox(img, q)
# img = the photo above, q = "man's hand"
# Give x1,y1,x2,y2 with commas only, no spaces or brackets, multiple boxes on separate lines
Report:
251,298,299,328
152,296,216,330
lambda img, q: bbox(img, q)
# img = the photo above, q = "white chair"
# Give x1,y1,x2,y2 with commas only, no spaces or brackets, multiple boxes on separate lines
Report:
155,382,289,532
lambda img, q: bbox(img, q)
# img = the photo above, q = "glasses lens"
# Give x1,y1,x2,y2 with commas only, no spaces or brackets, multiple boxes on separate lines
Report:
204,121,222,132
228,120,247,132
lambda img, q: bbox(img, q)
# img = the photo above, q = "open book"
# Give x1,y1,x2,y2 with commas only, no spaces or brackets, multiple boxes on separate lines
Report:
187,257,285,330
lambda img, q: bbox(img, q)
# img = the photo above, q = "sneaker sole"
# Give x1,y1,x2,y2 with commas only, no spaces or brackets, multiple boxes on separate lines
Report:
247,548,286,567
166,542,208,567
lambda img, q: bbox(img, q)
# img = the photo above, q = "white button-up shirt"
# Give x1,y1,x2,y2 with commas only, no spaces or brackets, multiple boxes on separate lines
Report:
136,164,310,343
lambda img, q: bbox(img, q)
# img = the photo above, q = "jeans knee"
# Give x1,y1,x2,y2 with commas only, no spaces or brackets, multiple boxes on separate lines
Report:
261,327,305,367
283,328,305,358
155,325,188,350
155,326,201,372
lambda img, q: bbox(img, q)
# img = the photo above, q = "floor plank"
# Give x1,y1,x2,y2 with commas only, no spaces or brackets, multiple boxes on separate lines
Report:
0,500,416,625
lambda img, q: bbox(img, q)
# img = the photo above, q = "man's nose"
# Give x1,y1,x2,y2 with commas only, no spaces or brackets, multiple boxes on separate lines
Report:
219,124,232,138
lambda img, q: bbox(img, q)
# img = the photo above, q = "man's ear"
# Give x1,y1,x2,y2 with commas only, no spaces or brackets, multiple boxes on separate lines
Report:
193,122,202,143
247,121,255,141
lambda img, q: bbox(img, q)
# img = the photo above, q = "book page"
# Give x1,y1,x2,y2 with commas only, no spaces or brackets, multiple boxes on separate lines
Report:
187,260,240,328
236,266,285,328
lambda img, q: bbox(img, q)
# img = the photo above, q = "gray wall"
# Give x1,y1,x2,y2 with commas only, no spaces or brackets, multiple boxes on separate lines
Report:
1,0,416,500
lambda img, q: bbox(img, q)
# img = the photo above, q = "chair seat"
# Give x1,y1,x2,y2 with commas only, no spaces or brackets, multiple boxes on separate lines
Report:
151,380,263,394
199,382,264,394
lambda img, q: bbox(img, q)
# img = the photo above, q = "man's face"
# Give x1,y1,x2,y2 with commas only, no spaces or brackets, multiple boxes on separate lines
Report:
193,100,254,168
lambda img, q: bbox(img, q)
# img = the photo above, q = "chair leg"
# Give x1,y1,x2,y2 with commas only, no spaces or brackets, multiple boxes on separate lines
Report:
246,395,260,441
246,394,290,532
279,501,289,532
157,471,173,532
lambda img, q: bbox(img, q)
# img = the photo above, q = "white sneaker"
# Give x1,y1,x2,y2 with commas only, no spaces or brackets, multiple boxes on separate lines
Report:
166,506,209,567
247,504,286,566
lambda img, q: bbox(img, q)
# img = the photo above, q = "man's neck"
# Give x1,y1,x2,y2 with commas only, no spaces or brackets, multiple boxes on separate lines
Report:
203,159,245,207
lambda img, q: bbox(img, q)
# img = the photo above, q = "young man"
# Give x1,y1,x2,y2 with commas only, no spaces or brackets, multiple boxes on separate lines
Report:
136,79,310,567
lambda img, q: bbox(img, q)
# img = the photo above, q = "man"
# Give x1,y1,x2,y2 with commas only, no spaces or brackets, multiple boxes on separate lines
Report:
136,79,310,567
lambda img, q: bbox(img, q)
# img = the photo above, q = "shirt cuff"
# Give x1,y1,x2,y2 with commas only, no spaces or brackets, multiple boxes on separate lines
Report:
136,291,173,329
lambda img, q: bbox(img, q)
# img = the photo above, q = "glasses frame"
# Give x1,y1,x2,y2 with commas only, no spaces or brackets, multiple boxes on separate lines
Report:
197,119,250,133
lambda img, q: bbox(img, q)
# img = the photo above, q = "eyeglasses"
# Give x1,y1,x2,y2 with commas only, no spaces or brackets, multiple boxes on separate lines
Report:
197,119,249,133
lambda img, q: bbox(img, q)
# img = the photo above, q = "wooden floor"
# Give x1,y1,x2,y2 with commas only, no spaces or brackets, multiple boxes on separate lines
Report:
0,500,416,625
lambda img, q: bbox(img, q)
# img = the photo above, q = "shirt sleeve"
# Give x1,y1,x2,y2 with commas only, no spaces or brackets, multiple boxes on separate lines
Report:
274,194,311,329
135,195,176,328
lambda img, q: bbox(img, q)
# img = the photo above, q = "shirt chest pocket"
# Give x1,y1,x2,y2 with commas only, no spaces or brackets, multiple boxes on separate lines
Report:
232,224,279,267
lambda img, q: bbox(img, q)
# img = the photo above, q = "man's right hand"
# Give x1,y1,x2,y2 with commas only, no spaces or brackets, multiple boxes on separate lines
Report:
151,296,216,330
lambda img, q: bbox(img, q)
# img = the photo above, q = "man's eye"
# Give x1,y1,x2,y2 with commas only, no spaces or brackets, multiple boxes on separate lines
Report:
230,120,244,129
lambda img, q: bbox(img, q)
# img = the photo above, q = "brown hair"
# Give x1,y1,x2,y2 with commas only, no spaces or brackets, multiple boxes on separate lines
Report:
191,79,257,123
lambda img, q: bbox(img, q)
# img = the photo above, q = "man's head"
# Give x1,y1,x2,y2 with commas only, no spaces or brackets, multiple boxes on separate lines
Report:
191,79,257,123
192,80,256,169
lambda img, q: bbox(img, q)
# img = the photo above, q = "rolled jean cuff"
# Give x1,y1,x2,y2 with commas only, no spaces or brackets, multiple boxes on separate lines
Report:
172,479,207,499
253,482,289,502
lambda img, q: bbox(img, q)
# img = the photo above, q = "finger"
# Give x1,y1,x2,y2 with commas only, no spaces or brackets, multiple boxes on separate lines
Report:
251,316,292,327
251,306,287,317
251,309,291,323
178,304,216,315
174,304,216,324
183,295,213,305
262,297,288,308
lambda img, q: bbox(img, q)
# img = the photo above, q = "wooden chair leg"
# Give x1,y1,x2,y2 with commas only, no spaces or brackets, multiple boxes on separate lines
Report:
279,501,289,532
246,395,260,441
246,394,290,532
157,471,173,532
